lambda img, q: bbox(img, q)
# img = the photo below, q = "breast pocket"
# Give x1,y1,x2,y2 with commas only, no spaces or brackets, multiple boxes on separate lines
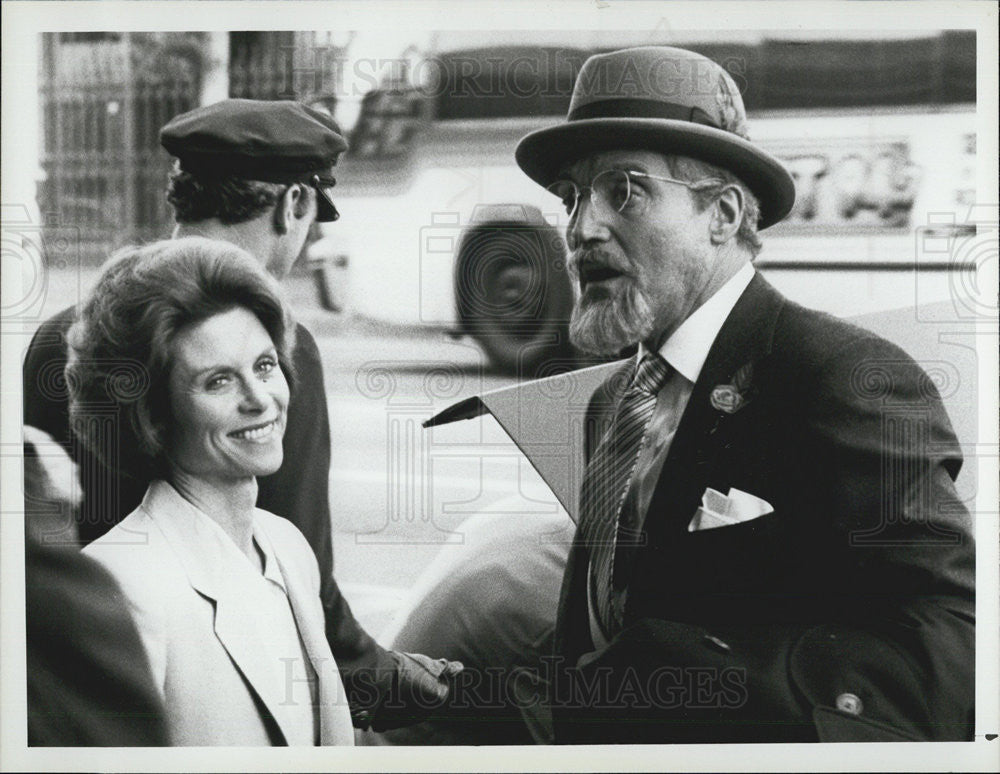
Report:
670,509,787,594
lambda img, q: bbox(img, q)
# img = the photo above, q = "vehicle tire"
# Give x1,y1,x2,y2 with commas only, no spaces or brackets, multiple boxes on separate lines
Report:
454,211,576,377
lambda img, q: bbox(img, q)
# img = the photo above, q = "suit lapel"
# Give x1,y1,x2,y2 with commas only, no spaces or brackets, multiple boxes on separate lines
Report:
264,522,355,746
645,272,785,541
142,482,298,745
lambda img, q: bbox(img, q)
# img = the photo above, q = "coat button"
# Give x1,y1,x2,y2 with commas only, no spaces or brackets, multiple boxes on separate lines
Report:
703,634,732,653
835,693,863,715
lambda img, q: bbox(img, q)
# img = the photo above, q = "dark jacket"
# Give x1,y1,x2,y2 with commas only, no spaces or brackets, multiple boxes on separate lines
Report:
552,273,975,743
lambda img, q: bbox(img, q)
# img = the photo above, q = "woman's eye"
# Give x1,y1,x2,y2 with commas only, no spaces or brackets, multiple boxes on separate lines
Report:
256,358,277,376
206,374,230,390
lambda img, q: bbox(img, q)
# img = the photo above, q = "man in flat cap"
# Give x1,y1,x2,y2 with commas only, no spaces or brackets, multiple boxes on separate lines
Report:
23,98,459,735
515,47,974,743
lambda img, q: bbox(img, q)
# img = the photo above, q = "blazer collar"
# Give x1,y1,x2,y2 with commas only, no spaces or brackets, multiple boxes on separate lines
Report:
600,272,783,410
138,480,247,601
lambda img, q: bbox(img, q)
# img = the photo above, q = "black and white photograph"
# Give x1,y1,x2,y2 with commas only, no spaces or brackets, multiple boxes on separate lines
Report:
1,1,997,772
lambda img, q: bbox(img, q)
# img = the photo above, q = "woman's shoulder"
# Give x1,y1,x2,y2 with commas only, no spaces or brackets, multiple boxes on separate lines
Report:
82,508,159,560
81,506,179,597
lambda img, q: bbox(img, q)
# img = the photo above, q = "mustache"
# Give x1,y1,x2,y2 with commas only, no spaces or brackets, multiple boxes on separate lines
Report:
567,248,632,279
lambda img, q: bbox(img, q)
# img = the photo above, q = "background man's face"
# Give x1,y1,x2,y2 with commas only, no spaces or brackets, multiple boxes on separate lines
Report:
563,150,716,355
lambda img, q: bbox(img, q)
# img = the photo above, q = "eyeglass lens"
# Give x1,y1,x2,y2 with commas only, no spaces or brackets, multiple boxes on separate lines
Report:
546,170,633,221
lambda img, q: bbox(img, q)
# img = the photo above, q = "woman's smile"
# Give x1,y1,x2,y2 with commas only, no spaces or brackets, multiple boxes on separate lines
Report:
229,418,281,442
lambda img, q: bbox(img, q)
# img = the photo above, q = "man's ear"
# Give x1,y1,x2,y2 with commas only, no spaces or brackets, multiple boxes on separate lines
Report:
273,184,303,235
709,185,744,245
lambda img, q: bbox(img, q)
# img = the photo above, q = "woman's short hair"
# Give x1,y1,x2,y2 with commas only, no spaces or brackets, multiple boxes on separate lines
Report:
66,237,296,484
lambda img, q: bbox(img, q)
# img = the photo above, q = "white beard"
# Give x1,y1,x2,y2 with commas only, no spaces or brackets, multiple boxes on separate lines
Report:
568,280,656,356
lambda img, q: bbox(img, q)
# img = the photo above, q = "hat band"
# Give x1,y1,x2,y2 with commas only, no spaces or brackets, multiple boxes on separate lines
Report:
177,157,332,184
567,98,720,129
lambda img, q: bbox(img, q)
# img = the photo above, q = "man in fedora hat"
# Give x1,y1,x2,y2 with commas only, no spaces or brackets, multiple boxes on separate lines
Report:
23,99,460,735
515,47,974,743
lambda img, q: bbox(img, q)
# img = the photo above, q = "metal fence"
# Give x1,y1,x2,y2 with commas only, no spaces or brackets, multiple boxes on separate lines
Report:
38,31,335,265
39,33,199,263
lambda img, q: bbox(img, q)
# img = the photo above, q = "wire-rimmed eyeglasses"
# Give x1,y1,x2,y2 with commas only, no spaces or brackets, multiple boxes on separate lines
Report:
546,169,722,222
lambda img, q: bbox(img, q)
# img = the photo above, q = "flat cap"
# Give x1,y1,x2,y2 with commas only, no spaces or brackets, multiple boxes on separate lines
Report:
160,98,348,182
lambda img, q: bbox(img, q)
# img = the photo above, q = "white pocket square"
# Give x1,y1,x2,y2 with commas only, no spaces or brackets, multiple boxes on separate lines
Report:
688,487,774,532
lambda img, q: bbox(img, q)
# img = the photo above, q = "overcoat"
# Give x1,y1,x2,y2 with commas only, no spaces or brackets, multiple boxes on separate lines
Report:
552,273,976,743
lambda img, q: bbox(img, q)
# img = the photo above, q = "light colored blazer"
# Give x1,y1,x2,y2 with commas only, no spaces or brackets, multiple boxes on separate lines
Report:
82,480,355,746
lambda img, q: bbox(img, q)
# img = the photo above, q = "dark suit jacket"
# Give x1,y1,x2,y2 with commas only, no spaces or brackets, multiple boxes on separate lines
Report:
22,307,394,721
552,273,975,743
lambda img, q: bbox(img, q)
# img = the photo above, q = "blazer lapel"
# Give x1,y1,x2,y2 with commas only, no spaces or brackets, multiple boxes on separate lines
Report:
645,272,786,541
265,523,355,746
142,482,297,745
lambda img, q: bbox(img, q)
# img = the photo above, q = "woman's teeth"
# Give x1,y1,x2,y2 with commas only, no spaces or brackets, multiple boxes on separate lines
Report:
231,421,275,440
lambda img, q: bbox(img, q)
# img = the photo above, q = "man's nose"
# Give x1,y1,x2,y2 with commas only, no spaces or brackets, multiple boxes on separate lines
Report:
568,194,610,249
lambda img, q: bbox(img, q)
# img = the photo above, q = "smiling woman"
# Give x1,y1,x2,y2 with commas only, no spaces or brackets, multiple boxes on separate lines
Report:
65,237,356,746
167,307,289,484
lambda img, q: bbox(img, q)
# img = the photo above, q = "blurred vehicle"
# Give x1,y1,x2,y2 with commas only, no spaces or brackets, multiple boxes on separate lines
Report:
308,33,978,373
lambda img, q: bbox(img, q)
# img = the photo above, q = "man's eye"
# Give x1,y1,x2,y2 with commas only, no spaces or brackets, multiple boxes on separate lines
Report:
597,173,632,211
547,183,577,215
611,184,631,209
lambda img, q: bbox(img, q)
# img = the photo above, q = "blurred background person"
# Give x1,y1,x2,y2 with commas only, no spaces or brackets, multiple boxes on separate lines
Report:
363,506,573,745
71,237,355,745
24,425,167,746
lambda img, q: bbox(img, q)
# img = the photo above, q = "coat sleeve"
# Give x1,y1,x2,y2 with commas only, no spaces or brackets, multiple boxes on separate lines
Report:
81,541,170,699
785,332,975,739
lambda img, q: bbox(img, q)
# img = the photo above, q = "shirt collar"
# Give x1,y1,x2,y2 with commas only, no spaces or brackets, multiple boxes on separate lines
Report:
252,522,287,591
639,263,754,384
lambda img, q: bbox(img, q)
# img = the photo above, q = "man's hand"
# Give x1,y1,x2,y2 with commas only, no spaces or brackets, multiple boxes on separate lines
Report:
357,650,464,733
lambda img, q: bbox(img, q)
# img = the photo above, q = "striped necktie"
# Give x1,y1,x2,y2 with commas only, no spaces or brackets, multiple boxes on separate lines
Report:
578,352,672,636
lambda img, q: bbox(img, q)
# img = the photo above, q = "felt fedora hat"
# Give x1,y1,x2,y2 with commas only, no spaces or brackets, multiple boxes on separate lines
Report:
515,46,795,228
